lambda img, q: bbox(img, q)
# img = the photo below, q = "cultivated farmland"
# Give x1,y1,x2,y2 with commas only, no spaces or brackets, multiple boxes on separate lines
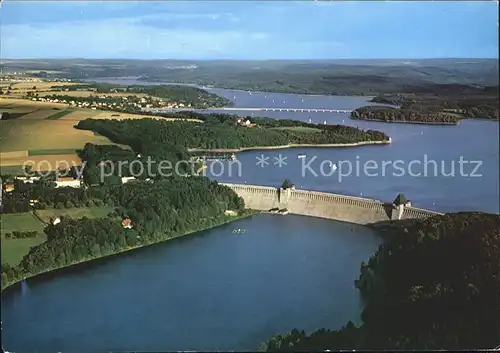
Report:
0,119,114,152
0,153,82,171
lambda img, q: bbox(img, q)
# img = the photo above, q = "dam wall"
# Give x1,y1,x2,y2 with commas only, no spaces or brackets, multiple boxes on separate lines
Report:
402,206,440,220
222,183,442,225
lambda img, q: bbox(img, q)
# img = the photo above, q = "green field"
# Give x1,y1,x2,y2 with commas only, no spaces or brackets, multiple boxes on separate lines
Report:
1,212,45,234
35,206,115,223
1,235,48,265
45,109,75,120
0,165,25,175
0,213,46,265
271,126,322,132
1,207,116,265
28,148,78,156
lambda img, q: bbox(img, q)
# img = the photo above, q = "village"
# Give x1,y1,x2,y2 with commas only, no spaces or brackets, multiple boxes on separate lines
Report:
28,93,192,111
1,72,225,115
2,173,142,194
1,173,142,231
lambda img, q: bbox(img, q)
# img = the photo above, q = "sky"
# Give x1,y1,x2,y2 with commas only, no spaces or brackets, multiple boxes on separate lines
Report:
1,1,498,59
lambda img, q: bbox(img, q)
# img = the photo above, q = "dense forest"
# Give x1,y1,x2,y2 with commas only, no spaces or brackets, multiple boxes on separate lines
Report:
1,177,247,289
262,212,500,350
357,84,499,122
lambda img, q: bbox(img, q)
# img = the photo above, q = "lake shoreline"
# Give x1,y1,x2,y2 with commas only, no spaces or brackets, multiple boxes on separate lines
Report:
188,140,391,153
1,211,258,292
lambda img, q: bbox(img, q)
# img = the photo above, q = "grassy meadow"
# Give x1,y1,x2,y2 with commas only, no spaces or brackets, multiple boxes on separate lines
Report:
0,165,26,175
0,213,47,265
1,207,117,265
35,206,116,223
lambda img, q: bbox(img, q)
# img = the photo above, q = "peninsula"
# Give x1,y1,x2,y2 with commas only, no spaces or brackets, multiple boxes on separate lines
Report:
74,113,390,182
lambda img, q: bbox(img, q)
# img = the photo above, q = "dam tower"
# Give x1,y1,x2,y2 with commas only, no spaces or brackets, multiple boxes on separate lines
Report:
391,193,412,220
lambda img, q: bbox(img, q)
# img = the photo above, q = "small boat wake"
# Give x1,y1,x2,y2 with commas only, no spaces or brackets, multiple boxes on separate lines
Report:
327,161,338,171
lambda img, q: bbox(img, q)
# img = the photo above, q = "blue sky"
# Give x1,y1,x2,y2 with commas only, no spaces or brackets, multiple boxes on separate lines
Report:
1,1,498,59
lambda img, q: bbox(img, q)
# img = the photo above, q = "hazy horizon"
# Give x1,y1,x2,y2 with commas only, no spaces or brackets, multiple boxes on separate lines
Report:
2,58,498,61
1,1,498,60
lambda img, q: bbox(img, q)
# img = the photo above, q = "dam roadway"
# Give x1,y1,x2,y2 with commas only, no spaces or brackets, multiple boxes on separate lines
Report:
222,183,442,224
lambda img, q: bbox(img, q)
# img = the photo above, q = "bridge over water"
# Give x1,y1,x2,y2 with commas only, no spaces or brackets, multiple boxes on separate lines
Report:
207,107,353,113
222,183,442,225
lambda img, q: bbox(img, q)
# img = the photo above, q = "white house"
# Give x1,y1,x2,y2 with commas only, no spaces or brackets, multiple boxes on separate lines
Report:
121,176,137,184
122,218,133,229
16,176,41,184
55,177,81,188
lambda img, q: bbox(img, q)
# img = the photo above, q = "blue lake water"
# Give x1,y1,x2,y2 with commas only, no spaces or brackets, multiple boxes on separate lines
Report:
2,215,381,352
2,80,498,352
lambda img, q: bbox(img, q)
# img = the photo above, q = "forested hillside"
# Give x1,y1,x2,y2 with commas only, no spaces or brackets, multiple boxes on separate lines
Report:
7,59,497,95
262,212,500,350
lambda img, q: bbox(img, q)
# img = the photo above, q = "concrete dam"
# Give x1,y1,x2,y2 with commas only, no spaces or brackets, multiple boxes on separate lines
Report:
222,183,442,225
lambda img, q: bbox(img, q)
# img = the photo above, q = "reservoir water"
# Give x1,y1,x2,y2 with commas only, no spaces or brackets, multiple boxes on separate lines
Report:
2,215,381,352
2,80,498,351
